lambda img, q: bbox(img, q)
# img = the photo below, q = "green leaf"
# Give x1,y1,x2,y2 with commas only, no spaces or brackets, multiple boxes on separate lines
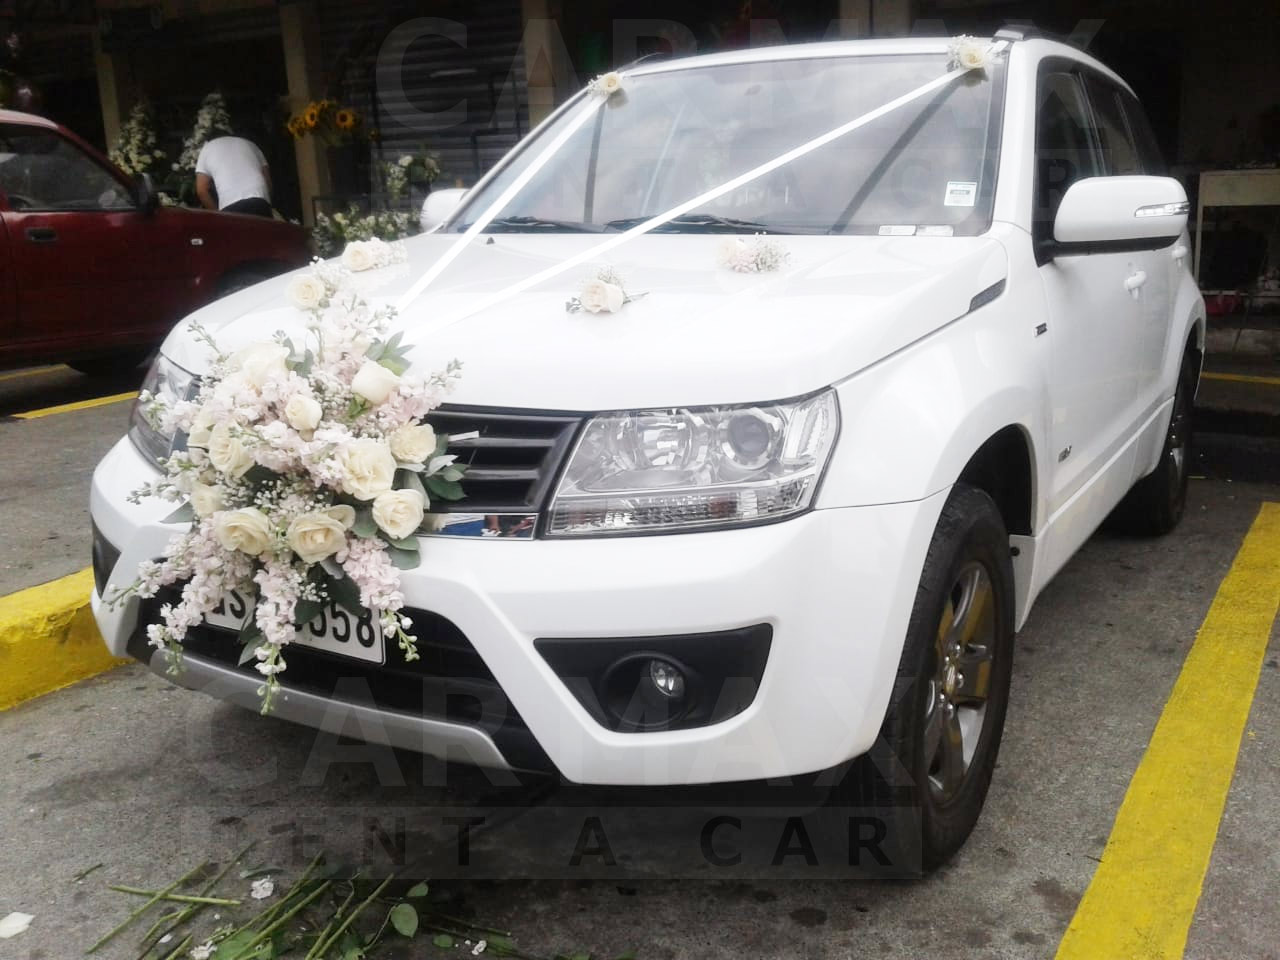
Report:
325,571,364,616
320,557,345,580
486,935,518,955
237,640,260,667
397,469,428,499
406,882,429,898
294,598,325,626
366,340,386,362
432,434,452,458
425,476,465,502
213,931,258,959
352,508,378,539
162,502,196,524
239,614,263,649
298,348,315,377
385,545,419,571
380,355,409,377
242,465,281,488
389,902,418,938
441,466,464,482
432,934,454,949
381,534,420,552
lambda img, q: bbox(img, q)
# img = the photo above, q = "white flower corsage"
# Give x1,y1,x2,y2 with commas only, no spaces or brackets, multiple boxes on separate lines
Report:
566,266,646,314
340,237,408,273
718,236,790,274
947,36,996,73
587,71,624,99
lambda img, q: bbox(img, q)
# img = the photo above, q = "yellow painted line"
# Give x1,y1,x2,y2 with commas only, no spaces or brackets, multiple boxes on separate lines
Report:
0,364,64,383
1055,502,1280,960
0,569,129,711
1202,371,1280,387
12,391,136,420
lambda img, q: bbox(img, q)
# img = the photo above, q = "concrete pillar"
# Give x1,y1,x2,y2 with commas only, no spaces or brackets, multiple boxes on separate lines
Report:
871,0,915,36
279,0,330,226
521,0,572,127
93,28,133,150
836,0,870,38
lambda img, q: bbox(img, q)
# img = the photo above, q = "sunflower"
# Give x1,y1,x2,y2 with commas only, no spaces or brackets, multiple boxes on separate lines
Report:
303,105,320,128
335,108,358,131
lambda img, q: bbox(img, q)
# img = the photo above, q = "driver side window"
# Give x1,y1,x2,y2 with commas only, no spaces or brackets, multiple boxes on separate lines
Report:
0,124,134,212
1033,70,1101,247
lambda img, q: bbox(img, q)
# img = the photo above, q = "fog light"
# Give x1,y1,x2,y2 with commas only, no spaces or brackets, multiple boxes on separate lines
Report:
647,659,686,699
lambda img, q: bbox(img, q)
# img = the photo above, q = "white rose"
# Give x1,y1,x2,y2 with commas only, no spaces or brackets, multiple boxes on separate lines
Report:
186,406,215,448
593,71,623,96
284,393,323,433
207,421,254,478
286,273,326,311
951,37,990,71
212,507,273,556
398,154,414,167
342,241,376,272
335,438,397,500
287,506,355,564
351,360,401,406
233,342,290,389
190,482,224,518
372,488,426,541
388,422,436,464
579,279,625,314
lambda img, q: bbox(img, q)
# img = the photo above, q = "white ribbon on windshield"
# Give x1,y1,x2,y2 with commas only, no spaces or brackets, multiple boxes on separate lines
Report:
394,95,609,311
400,57,989,323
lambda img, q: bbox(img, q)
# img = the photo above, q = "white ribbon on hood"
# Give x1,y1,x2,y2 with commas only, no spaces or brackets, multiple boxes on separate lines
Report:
399,50,1000,325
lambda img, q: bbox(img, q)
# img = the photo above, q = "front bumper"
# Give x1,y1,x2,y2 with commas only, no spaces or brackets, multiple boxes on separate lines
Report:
90,436,946,785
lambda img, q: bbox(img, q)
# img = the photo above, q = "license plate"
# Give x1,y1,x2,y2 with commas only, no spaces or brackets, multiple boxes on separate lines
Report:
205,590,385,664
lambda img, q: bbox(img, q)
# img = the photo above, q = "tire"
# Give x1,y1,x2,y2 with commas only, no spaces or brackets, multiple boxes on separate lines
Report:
821,484,1016,872
1107,352,1195,536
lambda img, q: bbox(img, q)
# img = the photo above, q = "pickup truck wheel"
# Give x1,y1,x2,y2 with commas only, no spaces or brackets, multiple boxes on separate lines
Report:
825,484,1015,872
67,349,151,377
1107,353,1194,536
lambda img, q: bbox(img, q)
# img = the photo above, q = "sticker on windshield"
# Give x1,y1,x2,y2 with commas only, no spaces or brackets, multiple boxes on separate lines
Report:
877,225,917,236
944,181,978,207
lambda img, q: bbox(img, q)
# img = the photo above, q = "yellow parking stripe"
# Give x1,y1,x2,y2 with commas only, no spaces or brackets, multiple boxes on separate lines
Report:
0,364,64,383
12,391,137,420
1201,371,1280,387
1055,502,1280,960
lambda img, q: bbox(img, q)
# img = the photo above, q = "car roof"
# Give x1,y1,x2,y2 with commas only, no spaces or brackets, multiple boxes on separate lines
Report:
625,35,1134,95
0,108,61,131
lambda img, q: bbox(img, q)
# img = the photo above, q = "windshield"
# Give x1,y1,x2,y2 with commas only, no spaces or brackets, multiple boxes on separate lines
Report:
454,53,1002,236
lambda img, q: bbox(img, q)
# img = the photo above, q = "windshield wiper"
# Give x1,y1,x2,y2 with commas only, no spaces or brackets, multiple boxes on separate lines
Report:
604,213,790,234
465,216,603,233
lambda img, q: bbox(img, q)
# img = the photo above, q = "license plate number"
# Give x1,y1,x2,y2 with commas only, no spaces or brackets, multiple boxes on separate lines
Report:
205,590,385,664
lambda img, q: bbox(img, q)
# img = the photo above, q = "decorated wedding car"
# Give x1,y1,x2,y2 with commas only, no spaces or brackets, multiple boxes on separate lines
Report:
90,32,1203,868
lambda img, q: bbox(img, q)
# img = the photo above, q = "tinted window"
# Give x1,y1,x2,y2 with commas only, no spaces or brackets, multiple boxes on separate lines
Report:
0,125,134,211
1034,71,1100,240
1084,75,1142,176
1117,91,1167,175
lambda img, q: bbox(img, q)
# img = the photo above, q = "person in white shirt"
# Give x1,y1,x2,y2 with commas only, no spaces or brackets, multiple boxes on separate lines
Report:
195,135,273,217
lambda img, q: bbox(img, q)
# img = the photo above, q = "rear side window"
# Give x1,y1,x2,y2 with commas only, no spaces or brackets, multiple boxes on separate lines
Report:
1033,70,1100,242
1083,75,1142,176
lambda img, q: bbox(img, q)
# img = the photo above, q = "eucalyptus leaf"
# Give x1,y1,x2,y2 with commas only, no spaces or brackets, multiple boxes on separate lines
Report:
386,545,420,571
397,470,428,500
425,476,465,502
441,466,465,482
352,509,378,539
326,572,364,615
294,598,325,627
381,534,420,552
237,641,260,667
406,882,429,898
432,934,454,949
366,340,386,361
320,556,346,580
380,356,409,377
389,902,418,938
162,502,196,525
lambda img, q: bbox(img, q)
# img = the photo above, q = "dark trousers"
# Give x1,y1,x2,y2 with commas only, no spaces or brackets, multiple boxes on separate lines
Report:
223,197,274,217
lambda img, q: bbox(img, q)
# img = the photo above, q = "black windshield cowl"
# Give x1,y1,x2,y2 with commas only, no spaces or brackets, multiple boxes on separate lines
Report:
464,216,604,233
604,213,797,234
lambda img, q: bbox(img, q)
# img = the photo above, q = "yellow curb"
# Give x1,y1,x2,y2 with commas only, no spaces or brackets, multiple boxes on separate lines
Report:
0,569,130,711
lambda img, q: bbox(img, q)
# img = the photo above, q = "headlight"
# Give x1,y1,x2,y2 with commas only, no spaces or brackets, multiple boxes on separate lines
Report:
128,354,197,468
547,389,839,537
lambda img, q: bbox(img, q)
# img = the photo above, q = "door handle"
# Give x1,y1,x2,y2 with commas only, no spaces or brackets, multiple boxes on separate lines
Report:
1124,269,1147,300
25,227,57,243
1172,244,1188,264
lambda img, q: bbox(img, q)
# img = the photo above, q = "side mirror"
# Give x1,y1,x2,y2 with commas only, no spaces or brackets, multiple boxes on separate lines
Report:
420,187,468,233
135,172,160,216
1052,175,1188,252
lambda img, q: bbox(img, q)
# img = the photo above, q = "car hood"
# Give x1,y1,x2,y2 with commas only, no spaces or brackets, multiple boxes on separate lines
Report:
164,232,1008,411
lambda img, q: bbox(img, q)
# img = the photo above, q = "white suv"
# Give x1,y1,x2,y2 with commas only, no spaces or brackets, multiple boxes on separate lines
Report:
90,33,1203,867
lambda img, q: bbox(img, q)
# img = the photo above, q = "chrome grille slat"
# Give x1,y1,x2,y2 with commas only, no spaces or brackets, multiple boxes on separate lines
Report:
424,406,582,515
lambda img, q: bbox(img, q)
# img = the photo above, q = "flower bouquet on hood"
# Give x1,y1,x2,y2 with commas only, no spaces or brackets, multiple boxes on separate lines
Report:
113,246,464,712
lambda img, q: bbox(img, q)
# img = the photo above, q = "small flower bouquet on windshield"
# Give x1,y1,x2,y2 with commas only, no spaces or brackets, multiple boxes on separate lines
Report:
110,251,464,712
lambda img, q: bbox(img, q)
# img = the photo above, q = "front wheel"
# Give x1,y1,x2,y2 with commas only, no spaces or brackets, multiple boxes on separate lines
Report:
825,484,1015,871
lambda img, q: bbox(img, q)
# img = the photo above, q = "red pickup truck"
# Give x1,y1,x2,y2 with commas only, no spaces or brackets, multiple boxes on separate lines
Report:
0,109,309,374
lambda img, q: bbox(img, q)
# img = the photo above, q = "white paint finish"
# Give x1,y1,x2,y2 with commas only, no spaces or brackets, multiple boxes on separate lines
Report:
1053,176,1189,245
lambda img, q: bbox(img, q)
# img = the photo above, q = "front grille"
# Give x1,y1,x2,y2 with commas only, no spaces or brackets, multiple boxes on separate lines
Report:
425,406,581,514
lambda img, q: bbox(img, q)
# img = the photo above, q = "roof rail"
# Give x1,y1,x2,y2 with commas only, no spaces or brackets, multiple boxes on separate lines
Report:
993,26,1040,42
